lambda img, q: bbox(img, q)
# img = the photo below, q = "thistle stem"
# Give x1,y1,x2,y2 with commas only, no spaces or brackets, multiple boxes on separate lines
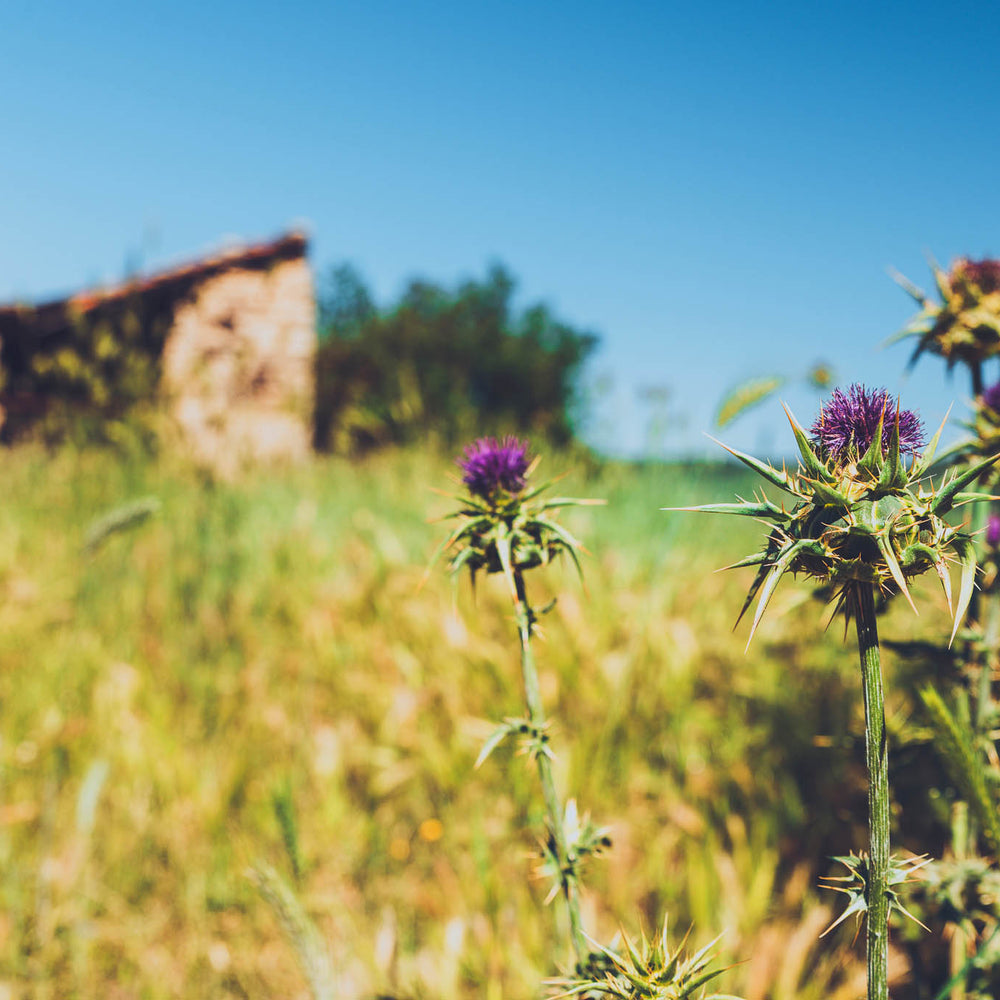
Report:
970,360,984,399
512,569,588,967
855,583,890,1000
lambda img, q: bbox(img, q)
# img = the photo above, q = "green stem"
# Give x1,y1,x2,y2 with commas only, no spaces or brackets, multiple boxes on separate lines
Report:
512,569,587,967
855,583,889,1000
970,360,984,399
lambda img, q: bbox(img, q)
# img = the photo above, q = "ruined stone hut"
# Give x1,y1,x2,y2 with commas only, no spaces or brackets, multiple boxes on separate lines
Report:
0,232,316,469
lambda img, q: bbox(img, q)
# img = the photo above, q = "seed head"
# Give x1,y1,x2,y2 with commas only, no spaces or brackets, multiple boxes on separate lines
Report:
810,385,925,463
459,436,531,499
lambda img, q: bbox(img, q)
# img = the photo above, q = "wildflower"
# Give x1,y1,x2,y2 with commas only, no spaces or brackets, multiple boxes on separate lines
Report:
989,515,1000,549
957,258,1000,294
431,437,600,599
671,385,997,1000
676,385,995,643
983,380,1000,414
431,444,606,970
810,385,924,462
891,256,1000,373
459,436,531,499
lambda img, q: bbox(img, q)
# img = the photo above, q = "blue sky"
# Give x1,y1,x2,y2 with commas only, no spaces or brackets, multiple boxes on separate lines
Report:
4,0,1000,456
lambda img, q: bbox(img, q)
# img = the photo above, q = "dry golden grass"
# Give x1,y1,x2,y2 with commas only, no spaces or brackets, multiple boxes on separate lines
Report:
0,444,958,998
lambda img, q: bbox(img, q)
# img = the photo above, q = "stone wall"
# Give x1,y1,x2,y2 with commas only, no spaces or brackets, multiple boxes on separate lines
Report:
0,232,317,471
160,247,315,473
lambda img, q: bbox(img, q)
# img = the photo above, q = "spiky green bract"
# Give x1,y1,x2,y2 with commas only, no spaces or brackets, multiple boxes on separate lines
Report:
535,799,612,905
676,407,998,645
430,467,604,603
889,258,1000,374
819,852,931,939
550,917,742,1000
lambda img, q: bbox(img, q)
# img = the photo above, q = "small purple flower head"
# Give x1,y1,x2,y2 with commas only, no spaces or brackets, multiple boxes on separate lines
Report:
983,381,1000,414
953,257,1000,294
459,436,532,499
988,514,1000,549
810,384,926,462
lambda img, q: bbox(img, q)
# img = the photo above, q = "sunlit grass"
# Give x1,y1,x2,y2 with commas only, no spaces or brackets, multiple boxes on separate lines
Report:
0,444,955,999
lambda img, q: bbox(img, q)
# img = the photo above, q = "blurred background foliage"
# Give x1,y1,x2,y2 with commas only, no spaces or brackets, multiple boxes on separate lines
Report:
0,293,171,450
313,263,598,454
0,260,597,460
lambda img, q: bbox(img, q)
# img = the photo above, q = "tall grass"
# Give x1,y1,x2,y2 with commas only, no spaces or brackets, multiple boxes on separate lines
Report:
0,445,949,998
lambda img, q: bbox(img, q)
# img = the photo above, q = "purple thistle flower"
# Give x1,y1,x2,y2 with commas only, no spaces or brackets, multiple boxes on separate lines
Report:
810,384,925,462
953,257,1000,294
982,381,1000,414
988,514,1000,549
459,436,531,499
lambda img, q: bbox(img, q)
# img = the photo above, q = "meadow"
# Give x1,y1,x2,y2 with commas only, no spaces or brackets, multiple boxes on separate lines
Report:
0,442,959,999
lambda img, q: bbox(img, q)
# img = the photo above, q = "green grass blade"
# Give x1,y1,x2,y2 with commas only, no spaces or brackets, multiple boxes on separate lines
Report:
715,375,786,429
249,862,336,1000
83,496,161,554
918,686,1000,853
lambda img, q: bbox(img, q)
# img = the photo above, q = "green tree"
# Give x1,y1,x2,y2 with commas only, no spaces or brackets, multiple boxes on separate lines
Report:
313,263,598,453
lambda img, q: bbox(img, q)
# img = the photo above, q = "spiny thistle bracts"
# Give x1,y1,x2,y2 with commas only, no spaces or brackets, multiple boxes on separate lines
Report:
549,916,739,1000
535,799,612,905
430,438,604,604
671,385,999,645
819,852,931,939
890,256,1000,371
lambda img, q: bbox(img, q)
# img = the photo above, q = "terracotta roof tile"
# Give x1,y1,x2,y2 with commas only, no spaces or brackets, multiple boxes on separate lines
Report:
0,231,308,317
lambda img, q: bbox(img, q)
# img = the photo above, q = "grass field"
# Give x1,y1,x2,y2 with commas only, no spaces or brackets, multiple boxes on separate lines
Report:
0,443,960,999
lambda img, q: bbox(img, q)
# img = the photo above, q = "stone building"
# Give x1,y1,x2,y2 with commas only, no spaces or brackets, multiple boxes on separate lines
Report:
0,232,316,471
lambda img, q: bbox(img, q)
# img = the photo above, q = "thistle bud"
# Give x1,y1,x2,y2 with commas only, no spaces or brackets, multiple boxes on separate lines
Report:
430,437,601,598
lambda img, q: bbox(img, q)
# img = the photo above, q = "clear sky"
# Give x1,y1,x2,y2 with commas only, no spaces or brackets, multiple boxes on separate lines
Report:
4,0,1000,457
